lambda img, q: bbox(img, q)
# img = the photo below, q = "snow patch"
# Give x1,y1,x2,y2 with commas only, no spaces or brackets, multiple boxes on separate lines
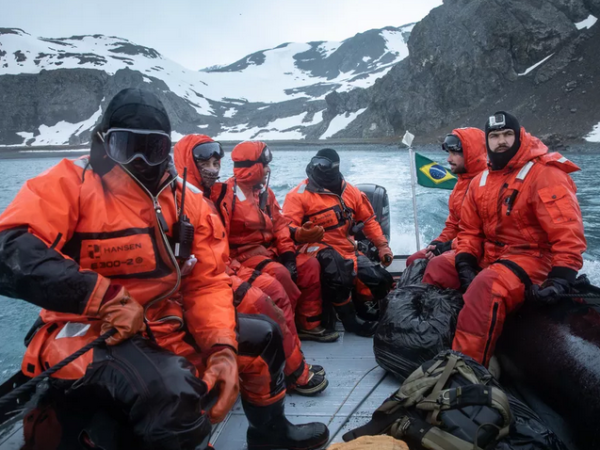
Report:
263,112,306,130
380,29,410,60
33,106,102,145
585,122,600,142
518,53,554,76
320,108,367,139
575,14,597,30
304,110,324,126
223,108,237,118
197,124,209,129
16,131,34,145
171,131,185,142
317,41,341,59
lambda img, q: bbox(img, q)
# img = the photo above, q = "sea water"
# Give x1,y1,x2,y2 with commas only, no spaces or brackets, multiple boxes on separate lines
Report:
0,144,599,381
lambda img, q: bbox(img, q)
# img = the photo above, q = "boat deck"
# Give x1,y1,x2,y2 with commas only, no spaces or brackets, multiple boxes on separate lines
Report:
211,257,407,449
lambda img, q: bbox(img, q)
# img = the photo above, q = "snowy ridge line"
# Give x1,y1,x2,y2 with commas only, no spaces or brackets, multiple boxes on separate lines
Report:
0,24,415,145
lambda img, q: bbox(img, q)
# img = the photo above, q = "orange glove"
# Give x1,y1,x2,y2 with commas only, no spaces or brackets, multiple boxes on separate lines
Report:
97,285,146,345
294,221,325,244
202,347,239,423
378,246,394,267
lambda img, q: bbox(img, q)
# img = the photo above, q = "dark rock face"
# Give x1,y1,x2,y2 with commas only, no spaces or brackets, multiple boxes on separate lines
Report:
108,43,160,58
0,69,107,145
294,28,391,79
0,68,216,145
332,0,600,140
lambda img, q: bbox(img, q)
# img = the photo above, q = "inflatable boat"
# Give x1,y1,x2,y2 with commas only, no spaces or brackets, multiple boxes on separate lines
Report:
0,184,597,449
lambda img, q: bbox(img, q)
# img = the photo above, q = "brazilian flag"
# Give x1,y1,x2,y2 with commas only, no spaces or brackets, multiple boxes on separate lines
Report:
415,152,457,190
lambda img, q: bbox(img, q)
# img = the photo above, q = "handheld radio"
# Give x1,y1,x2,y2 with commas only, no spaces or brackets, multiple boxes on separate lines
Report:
258,170,271,216
173,168,195,260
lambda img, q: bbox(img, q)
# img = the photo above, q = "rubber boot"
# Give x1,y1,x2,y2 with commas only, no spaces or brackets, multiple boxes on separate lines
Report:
334,302,378,337
243,399,329,450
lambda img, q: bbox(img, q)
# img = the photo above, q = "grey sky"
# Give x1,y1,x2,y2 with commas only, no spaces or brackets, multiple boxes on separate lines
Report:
3,0,443,70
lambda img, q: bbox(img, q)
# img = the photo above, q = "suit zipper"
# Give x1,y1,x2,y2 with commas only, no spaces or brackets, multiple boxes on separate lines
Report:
483,302,499,364
118,166,182,319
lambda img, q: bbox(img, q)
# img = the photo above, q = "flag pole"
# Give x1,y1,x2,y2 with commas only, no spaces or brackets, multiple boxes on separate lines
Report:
404,131,421,250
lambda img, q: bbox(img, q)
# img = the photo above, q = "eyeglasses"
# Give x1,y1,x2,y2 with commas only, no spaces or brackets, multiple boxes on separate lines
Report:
310,156,340,172
233,145,273,168
101,128,171,166
192,141,224,161
441,134,462,153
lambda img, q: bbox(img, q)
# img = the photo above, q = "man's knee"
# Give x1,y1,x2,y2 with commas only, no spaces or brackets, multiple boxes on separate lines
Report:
356,255,393,300
422,254,459,289
407,249,427,267
296,257,320,286
316,248,354,289
238,314,286,375
267,262,293,283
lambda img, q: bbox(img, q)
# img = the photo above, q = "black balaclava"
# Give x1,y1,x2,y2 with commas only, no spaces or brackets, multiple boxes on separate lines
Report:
307,148,343,194
90,88,172,195
485,111,521,171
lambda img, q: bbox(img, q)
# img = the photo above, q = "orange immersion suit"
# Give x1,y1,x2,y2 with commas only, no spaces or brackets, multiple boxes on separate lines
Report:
410,128,487,278
221,141,324,331
423,129,586,366
0,155,286,409
283,177,391,307
173,135,311,384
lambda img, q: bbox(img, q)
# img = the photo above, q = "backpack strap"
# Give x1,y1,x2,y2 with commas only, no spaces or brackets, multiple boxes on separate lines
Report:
390,414,479,450
232,259,274,306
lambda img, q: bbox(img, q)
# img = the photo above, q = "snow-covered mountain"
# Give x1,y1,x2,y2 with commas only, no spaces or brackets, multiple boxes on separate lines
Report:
0,24,413,146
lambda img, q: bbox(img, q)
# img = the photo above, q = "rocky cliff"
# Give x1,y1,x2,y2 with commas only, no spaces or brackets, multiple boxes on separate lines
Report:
328,0,600,143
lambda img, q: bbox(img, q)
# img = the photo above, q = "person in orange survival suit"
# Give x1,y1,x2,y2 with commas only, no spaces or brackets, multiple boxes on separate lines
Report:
0,89,329,450
283,148,394,337
423,111,586,367
224,141,340,342
173,134,331,396
407,128,487,279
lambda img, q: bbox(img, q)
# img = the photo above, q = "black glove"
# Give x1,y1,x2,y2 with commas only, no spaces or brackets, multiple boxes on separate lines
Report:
430,240,453,256
527,277,571,305
455,253,480,293
278,251,298,282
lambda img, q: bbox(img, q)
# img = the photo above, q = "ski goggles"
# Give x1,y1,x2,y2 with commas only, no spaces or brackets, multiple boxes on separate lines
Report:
441,134,462,153
310,156,340,172
233,145,273,168
192,141,224,161
101,128,171,166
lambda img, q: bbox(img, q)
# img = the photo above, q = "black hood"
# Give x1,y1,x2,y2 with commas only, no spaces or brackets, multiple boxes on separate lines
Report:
306,148,343,194
90,88,171,178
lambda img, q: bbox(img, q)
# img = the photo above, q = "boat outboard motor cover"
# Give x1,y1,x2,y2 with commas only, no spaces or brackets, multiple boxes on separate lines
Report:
374,283,463,379
345,350,568,450
354,184,390,263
